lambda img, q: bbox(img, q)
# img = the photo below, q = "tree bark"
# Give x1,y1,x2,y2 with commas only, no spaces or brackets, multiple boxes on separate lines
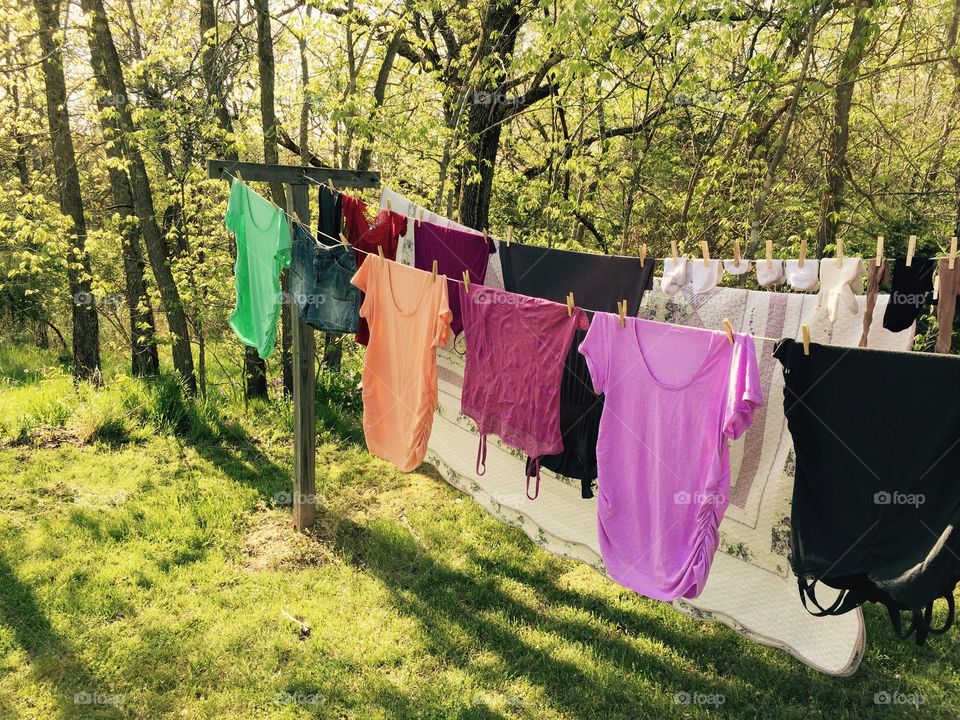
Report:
815,1,874,258
33,0,101,383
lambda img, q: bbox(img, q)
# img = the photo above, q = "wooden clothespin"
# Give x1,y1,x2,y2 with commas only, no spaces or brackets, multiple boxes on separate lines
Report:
949,236,957,270
722,318,734,345
431,259,438,279
292,211,302,225
386,198,393,213
377,245,385,259
875,235,884,268
566,292,574,317
417,207,424,227
339,232,349,248
733,239,742,267
700,241,710,266
907,234,916,267
836,237,844,267
618,300,627,328
483,228,489,245
801,325,811,356
506,226,513,247
235,170,244,183
326,178,334,191
671,241,679,263
462,270,470,292
765,239,773,269
799,237,807,269
639,243,647,267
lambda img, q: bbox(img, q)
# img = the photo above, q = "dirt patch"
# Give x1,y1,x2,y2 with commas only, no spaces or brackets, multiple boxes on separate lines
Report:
7,425,85,449
241,505,337,572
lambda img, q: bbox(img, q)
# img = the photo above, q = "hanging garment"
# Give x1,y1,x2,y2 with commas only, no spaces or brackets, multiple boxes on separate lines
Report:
775,338,960,644
460,284,586,500
661,257,691,295
756,259,785,287
691,259,724,294
498,242,656,497
579,315,763,601
342,193,408,345
817,258,865,322
289,222,360,333
225,179,291,359
415,221,496,336
317,183,342,243
882,257,935,332
936,259,960,353
785,259,820,292
350,255,451,471
859,258,890,347
723,259,752,276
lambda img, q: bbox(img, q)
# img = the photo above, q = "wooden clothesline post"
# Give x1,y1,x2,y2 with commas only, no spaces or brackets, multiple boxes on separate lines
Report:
207,158,380,531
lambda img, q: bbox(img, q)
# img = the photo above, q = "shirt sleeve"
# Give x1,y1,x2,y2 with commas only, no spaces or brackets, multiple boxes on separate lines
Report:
434,278,453,348
578,312,608,395
275,211,292,269
352,253,373,319
723,334,765,440
225,179,243,234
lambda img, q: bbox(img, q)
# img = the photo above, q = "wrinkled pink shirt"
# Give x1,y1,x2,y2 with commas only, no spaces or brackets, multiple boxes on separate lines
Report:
579,315,763,601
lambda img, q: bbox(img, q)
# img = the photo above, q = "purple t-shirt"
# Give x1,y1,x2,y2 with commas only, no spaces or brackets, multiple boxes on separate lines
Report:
460,284,588,496
579,315,763,601
415,221,496,336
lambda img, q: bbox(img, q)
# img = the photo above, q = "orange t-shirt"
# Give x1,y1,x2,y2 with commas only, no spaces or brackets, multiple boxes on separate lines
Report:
351,255,452,471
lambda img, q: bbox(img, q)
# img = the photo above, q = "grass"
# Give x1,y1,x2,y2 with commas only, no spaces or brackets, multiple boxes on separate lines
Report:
0,345,959,718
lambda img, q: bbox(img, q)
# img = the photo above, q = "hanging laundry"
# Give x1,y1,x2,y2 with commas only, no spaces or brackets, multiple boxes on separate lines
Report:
350,255,451,471
317,183,342,243
859,258,890,347
723,258,752,276
882,257,935,332
817,257,865,322
415,221,496,336
775,338,960,644
935,259,960,353
289,222,359,334
755,259,785,287
785,259,820,292
661,257,690,295
579,315,763,601
342,193,408,345
459,284,586,500
225,179,291,359
691,259,723,294
498,242,655,497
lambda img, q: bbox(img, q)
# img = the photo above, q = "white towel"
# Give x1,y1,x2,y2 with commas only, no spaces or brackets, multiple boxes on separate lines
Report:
691,259,724,294
785,259,820,292
723,259,752,276
661,258,690,295
818,258,865,322
756,259,785,287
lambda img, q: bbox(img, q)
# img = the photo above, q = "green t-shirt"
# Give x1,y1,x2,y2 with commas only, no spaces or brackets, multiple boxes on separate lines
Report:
226,180,291,359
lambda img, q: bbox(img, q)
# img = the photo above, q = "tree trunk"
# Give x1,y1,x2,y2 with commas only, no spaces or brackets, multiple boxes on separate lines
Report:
80,0,196,392
253,0,292,395
33,0,101,383
815,1,874,258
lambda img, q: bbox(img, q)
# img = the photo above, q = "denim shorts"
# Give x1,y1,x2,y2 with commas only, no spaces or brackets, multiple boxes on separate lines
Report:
289,223,360,333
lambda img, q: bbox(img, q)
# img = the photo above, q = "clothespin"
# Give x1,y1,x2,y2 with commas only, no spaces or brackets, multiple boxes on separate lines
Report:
292,211,302,225
386,198,393,213
700,241,710,266
801,325,810,356
798,237,807,269
339,232,349,248
733,239,742,267
235,170,244,183
671,241,679,263
837,237,845,267
462,270,470,292
506,226,513,247
432,259,438,279
566,292,574,317
949,236,957,270
483,228,489,245
617,300,626,328
722,318,734,345
377,245,384,259
765,239,773,269
907,235,916,267
417,207,424,227
326,178,334,191
875,235,884,268
639,243,647,267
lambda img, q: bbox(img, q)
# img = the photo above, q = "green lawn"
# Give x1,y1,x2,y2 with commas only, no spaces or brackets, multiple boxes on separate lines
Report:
0,345,958,718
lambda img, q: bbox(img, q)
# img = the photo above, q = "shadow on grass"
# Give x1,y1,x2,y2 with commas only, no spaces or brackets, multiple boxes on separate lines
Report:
0,556,124,719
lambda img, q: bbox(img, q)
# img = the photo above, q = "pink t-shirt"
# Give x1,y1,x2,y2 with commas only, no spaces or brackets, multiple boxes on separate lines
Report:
578,315,763,601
